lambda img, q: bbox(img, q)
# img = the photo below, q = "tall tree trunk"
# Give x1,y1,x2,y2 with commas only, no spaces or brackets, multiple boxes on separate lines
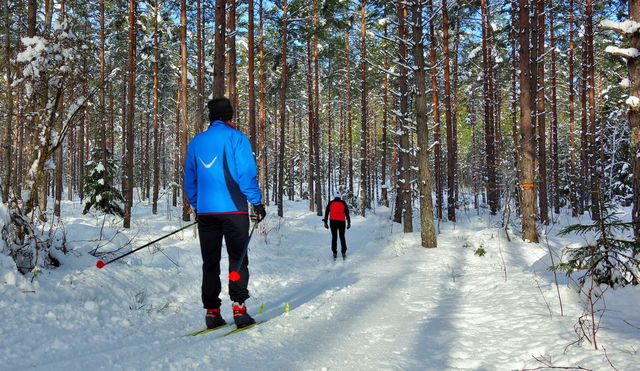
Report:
172,83,180,207
53,4,66,217
380,24,389,207
307,40,315,212
277,0,288,217
123,0,137,229
397,0,412,232
630,0,640,241
196,0,204,132
27,0,36,37
99,0,106,163
536,0,549,225
580,38,589,214
339,100,345,186
78,58,87,201
568,0,579,216
345,30,354,194
586,0,600,221
428,0,442,221
518,0,539,243
628,0,640,240
481,0,498,215
258,0,268,205
108,74,115,153
152,0,160,215
248,0,256,150
313,1,322,216
3,0,13,203
442,0,455,222
411,0,437,248
327,61,334,195
510,0,520,212
226,0,237,117
359,0,369,216
213,0,226,98
180,0,190,221
549,0,560,215
448,17,460,208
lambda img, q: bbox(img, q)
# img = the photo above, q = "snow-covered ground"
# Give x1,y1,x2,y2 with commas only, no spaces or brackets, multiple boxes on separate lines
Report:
1,198,639,370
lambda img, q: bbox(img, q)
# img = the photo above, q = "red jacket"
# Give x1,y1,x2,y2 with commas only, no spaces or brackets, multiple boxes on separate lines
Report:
324,198,351,223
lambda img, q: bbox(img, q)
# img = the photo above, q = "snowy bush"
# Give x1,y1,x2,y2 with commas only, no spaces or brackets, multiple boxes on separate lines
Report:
0,200,63,275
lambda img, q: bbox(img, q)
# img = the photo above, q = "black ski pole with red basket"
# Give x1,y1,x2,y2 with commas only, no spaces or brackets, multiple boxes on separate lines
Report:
228,221,258,281
96,222,197,269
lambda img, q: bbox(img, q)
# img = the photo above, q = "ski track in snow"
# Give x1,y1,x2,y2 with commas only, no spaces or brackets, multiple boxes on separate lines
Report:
1,200,639,370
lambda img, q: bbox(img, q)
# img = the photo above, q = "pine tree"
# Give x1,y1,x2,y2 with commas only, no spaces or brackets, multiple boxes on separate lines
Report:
551,203,640,288
82,148,124,217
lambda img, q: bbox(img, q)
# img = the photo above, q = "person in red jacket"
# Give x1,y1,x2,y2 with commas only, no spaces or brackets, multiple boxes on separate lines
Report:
323,191,351,260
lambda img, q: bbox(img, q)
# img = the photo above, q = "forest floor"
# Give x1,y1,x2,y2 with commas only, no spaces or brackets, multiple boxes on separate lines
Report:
1,197,639,370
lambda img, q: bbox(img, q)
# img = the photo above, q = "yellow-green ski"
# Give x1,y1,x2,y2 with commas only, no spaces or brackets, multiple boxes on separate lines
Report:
185,323,229,337
219,302,289,337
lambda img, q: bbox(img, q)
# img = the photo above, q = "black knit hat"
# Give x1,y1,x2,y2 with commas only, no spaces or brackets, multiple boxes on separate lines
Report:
208,97,234,122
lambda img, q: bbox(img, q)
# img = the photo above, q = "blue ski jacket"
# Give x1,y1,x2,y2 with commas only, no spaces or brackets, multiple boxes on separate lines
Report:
184,121,262,214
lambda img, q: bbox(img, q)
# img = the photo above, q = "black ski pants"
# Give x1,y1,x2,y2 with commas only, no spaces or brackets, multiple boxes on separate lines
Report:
197,213,250,309
330,219,347,255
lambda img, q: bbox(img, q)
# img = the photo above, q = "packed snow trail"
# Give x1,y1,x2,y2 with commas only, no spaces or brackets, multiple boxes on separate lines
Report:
1,200,638,370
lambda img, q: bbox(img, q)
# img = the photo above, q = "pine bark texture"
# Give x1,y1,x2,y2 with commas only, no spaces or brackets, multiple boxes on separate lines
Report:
442,0,456,222
411,0,437,248
359,0,369,216
629,0,640,241
213,0,226,99
123,0,137,229
518,0,539,243
180,0,190,221
277,0,288,218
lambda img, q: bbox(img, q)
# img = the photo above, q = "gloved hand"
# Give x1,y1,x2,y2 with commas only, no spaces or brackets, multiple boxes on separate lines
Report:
323,220,329,229
347,222,351,230
252,204,266,223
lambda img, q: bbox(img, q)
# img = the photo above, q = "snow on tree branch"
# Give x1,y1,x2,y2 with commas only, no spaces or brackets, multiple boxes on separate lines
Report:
626,95,640,110
601,19,640,35
620,78,631,88
605,46,640,59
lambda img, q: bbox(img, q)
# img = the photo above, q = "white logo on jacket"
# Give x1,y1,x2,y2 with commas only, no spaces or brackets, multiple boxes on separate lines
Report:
198,156,217,169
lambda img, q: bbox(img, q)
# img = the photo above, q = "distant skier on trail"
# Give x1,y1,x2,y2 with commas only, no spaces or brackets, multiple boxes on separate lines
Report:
184,97,266,330
323,191,351,260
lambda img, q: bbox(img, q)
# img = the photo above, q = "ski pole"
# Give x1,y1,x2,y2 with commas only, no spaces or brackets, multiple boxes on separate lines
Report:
96,222,197,269
228,221,258,281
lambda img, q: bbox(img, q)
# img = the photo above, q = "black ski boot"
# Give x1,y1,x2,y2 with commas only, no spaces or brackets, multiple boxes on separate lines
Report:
232,302,255,328
205,308,226,329
342,253,347,261
333,252,338,261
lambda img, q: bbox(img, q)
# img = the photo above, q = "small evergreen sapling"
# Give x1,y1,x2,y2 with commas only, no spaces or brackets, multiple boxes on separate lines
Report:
550,203,640,288
82,149,124,217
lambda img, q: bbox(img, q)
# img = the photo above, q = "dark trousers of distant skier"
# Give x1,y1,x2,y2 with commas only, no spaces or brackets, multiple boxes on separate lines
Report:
330,220,347,256
198,214,250,309
324,196,350,257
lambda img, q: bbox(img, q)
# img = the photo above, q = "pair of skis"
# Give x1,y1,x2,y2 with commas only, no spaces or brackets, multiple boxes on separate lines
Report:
185,302,289,338
185,321,264,337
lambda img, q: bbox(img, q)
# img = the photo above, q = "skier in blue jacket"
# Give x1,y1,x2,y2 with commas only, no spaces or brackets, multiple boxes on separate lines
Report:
184,97,266,329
